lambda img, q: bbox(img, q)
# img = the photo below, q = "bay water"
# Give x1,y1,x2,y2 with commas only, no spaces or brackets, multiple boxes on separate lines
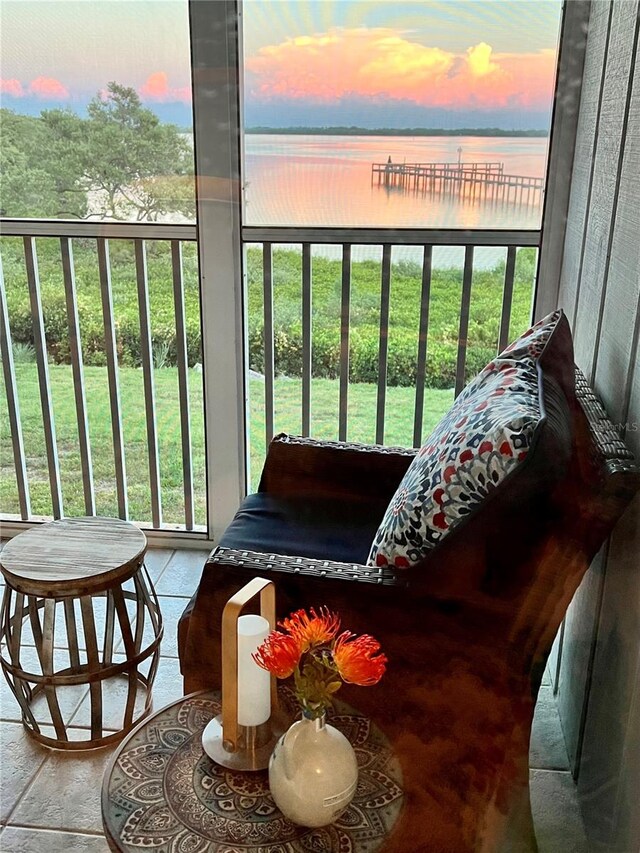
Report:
243,133,548,269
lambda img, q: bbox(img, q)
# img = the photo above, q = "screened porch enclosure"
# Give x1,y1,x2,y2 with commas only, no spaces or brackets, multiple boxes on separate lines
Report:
0,0,571,545
0,222,541,537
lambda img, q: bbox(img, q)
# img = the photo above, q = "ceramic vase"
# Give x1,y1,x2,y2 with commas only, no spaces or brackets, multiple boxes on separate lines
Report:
268,712,358,827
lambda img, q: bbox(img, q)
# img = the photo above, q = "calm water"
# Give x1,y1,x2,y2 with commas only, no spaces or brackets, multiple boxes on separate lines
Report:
243,134,548,230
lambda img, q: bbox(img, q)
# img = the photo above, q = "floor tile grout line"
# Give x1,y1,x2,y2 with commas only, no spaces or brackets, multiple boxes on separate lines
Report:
150,549,178,588
529,763,572,772
4,822,107,837
65,653,182,729
62,681,92,729
1,743,50,828
529,768,573,775
151,591,199,599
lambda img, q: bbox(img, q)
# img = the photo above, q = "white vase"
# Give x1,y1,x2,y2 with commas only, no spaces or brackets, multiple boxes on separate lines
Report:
268,712,358,827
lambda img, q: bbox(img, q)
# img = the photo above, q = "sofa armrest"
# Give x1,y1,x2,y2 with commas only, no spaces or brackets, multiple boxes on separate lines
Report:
178,545,516,691
258,433,415,505
207,546,406,588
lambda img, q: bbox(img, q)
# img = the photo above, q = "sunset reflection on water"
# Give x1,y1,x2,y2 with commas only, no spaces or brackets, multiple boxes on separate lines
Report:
243,134,548,230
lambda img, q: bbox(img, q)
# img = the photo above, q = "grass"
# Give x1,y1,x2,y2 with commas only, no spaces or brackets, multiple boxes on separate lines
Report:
0,241,536,527
0,364,454,526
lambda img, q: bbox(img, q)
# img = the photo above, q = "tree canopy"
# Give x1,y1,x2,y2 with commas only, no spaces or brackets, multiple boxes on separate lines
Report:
0,83,194,221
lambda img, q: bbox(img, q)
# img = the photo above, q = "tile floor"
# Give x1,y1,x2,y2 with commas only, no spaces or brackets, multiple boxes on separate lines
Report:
0,545,589,852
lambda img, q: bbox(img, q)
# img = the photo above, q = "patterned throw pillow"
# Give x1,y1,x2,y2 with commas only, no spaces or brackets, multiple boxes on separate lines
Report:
368,310,568,570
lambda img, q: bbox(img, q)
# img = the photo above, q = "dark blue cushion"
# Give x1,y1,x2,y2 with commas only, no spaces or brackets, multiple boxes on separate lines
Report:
219,493,381,564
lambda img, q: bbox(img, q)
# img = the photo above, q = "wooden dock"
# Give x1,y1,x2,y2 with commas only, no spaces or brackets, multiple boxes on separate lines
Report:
371,160,544,208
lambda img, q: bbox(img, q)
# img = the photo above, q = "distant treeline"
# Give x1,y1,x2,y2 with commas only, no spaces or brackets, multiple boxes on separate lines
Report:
244,126,549,138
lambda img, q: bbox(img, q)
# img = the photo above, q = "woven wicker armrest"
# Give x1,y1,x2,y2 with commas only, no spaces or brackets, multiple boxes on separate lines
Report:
575,368,639,476
258,433,416,504
207,546,407,589
573,368,640,515
203,548,515,620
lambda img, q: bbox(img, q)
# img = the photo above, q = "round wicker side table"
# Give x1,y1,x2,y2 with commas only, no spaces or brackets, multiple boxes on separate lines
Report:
0,516,163,750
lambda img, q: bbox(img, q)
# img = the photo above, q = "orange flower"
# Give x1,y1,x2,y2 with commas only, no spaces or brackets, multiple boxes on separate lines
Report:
333,631,387,686
279,607,341,652
253,631,302,678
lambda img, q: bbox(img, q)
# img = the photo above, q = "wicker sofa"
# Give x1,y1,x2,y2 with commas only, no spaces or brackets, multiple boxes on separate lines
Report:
178,368,639,852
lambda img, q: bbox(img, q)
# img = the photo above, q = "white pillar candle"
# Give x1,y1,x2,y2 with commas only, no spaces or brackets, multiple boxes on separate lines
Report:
237,614,271,727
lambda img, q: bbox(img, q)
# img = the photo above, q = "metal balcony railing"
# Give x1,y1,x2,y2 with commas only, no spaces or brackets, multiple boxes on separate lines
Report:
241,226,540,453
0,220,199,531
1,219,540,534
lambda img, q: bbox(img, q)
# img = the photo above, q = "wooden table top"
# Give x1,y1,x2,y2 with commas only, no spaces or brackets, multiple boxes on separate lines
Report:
102,689,404,853
0,517,147,596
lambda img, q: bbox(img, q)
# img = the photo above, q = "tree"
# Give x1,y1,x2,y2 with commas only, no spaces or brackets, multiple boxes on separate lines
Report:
39,109,89,218
84,82,194,221
1,83,194,221
0,109,87,218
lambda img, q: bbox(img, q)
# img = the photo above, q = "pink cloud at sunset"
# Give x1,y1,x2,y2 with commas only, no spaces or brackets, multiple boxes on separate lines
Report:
139,72,191,103
1,78,25,97
1,76,69,99
245,28,557,111
29,76,69,99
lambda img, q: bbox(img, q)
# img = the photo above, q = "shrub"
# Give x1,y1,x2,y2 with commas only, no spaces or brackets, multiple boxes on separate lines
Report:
247,321,497,389
2,243,533,389
153,340,171,370
11,342,36,364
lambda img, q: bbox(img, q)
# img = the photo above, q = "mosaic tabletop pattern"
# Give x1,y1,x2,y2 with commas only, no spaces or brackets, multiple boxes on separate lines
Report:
102,690,404,853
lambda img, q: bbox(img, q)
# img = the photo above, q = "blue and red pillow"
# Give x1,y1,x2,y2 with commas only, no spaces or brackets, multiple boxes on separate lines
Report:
368,310,574,570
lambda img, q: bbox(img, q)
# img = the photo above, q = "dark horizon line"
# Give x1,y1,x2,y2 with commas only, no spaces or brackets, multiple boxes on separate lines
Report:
243,126,550,137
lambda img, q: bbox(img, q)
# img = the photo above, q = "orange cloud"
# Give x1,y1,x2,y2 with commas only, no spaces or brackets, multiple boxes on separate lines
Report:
28,76,69,99
140,72,191,103
246,28,556,111
1,78,25,97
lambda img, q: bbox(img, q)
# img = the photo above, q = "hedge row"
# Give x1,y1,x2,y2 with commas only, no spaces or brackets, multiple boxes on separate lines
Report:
4,241,531,388
6,286,203,368
7,286,495,387
247,323,494,388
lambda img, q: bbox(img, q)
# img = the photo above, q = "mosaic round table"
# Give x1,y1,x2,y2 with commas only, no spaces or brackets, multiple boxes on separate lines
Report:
102,690,404,853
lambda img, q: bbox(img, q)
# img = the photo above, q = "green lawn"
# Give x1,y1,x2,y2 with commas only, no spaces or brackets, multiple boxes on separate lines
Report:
0,364,454,527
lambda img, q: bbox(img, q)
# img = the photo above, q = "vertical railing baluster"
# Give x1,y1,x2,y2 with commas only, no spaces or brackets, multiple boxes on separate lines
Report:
171,241,194,530
301,243,312,437
60,237,95,516
262,243,275,446
498,246,517,353
0,256,31,519
413,245,433,447
97,239,128,519
135,239,162,528
454,245,474,398
376,245,392,445
338,244,351,442
23,237,63,518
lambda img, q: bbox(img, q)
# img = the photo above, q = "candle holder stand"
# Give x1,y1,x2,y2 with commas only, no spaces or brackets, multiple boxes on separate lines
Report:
202,577,290,771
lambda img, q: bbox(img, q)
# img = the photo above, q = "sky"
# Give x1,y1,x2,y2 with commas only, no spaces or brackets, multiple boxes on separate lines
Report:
0,0,562,130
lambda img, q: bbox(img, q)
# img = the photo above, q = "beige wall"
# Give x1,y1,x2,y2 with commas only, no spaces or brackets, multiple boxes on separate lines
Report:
553,1,640,849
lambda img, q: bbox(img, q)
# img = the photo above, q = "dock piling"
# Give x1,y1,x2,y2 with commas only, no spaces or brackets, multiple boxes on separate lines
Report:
371,160,543,208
